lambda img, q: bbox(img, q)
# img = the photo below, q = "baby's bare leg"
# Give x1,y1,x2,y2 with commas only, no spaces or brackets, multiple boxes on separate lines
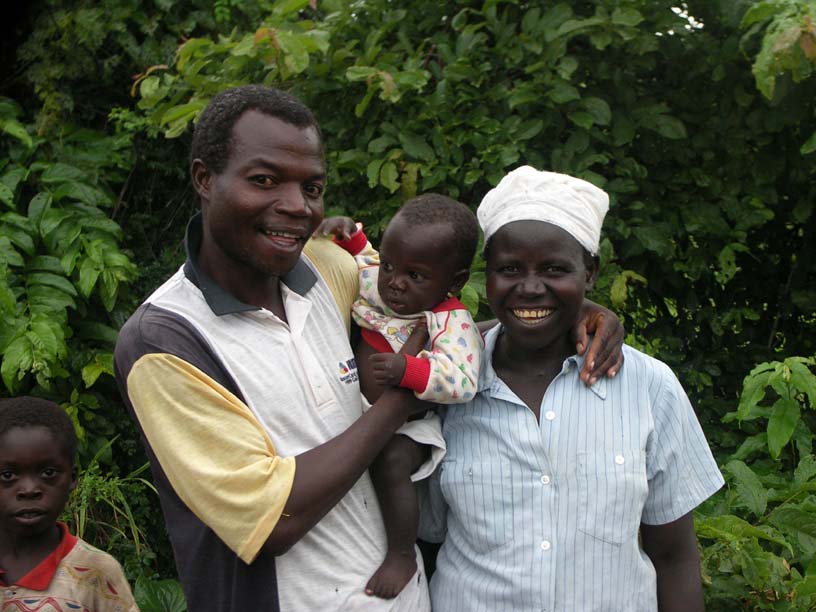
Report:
366,434,431,599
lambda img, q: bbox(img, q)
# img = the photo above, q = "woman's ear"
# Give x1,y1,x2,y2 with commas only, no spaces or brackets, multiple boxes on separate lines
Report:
191,159,212,202
449,269,470,294
70,465,79,492
585,255,600,292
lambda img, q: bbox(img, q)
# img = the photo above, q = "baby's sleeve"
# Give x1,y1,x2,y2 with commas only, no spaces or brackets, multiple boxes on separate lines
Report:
404,308,481,404
333,224,380,269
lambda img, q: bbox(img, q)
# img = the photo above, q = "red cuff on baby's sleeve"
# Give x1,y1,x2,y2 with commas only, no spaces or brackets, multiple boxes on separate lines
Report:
400,355,431,393
333,224,367,256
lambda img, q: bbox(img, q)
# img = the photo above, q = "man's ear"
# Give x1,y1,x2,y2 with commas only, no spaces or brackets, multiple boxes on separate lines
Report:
191,159,212,203
449,269,470,294
585,255,600,292
70,465,78,492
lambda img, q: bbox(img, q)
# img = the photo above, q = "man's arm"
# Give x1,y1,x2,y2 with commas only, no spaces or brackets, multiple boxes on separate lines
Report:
267,386,424,555
116,306,426,563
641,513,704,612
572,298,625,384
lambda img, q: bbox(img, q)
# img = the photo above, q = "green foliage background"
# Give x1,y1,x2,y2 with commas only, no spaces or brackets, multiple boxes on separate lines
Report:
2,0,816,609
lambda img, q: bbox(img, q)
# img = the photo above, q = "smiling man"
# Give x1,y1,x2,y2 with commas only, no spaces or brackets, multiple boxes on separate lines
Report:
114,86,432,612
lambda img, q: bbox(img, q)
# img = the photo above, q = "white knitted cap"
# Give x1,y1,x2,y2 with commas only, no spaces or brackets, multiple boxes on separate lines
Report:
477,166,609,255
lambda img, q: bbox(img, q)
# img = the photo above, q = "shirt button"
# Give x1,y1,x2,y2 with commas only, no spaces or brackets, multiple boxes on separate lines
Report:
615,454,625,465
544,410,556,421
540,474,551,485
540,540,551,551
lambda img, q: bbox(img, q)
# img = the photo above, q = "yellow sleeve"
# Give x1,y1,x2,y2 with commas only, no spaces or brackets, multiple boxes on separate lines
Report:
303,236,359,333
126,353,296,564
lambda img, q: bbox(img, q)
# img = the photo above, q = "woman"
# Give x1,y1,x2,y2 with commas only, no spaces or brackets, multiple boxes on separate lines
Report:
421,167,723,612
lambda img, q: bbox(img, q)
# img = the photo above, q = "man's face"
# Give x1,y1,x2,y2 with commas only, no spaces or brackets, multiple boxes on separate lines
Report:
194,110,325,283
0,426,76,539
486,220,596,354
376,215,467,315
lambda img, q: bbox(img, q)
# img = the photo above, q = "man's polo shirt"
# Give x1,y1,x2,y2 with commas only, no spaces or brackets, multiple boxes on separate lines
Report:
114,214,430,612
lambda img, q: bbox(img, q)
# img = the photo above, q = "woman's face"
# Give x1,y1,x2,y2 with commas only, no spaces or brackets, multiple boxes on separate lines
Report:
485,220,596,355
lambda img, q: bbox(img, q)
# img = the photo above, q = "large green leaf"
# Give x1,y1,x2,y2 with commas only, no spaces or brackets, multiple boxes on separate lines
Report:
1,334,33,392
27,192,52,227
0,183,15,209
767,397,801,459
26,272,78,297
724,460,768,517
26,284,76,313
769,506,816,541
787,358,816,408
737,364,774,421
81,352,114,388
696,514,791,551
398,133,435,162
135,577,187,612
39,163,86,184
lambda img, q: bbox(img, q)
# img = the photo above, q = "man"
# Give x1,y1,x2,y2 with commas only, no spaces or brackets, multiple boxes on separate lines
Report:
115,85,622,611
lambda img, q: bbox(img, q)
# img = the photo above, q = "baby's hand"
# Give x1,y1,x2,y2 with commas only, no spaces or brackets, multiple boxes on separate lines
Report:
314,216,357,241
369,353,407,387
398,319,429,357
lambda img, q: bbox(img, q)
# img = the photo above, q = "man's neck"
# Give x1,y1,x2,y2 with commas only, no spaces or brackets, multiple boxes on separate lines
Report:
197,240,288,321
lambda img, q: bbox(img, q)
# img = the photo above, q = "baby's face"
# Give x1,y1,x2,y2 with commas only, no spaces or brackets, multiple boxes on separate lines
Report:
377,215,464,315
0,426,76,538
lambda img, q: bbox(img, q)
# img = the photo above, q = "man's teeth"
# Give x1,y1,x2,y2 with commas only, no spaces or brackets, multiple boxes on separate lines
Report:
512,308,553,323
261,230,300,238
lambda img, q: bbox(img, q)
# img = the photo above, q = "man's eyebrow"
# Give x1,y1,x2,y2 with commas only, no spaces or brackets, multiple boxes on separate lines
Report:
244,157,326,180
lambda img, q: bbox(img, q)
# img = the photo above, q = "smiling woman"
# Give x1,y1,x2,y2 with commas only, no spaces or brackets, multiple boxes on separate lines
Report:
485,220,597,373
422,166,723,612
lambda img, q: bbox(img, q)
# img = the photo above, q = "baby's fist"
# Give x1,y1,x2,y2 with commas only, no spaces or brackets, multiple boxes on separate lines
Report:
314,216,358,241
369,353,406,387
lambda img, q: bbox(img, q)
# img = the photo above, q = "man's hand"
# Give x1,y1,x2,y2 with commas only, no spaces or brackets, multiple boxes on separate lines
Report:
314,216,357,241
572,299,625,386
370,353,407,387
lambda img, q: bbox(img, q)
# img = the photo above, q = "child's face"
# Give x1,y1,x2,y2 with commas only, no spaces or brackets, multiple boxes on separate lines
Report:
0,426,76,537
486,220,597,354
377,215,468,315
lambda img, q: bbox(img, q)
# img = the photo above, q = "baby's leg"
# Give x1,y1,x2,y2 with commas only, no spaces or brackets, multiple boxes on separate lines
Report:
367,434,431,599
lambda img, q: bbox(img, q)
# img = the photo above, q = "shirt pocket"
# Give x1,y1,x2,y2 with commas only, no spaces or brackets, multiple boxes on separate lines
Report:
439,459,515,554
577,450,647,545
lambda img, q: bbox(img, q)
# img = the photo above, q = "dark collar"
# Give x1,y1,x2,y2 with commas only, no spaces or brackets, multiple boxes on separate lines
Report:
183,213,318,316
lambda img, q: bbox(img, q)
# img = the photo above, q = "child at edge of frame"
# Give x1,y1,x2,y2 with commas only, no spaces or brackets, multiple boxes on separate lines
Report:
317,193,483,599
0,396,139,611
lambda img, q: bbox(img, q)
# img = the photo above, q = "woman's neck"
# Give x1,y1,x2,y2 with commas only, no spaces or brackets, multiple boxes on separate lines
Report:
493,329,573,376
491,330,574,419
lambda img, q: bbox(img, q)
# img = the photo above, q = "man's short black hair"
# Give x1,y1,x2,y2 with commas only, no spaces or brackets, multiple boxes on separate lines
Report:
190,84,322,175
0,396,77,462
394,193,479,271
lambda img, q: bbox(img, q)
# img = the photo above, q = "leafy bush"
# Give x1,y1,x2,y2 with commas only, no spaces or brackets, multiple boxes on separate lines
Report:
698,357,816,610
0,98,138,448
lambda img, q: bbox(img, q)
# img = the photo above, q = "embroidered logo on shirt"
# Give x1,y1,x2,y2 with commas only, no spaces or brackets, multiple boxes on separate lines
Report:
339,358,358,384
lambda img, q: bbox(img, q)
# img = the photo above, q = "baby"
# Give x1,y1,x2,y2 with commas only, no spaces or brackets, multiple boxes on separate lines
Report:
319,193,482,599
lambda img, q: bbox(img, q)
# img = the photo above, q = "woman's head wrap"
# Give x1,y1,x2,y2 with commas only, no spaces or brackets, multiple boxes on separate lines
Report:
477,166,609,255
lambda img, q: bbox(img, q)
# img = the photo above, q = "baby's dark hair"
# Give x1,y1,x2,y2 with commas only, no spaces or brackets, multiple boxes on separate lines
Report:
191,84,323,175
0,396,77,462
394,194,479,271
